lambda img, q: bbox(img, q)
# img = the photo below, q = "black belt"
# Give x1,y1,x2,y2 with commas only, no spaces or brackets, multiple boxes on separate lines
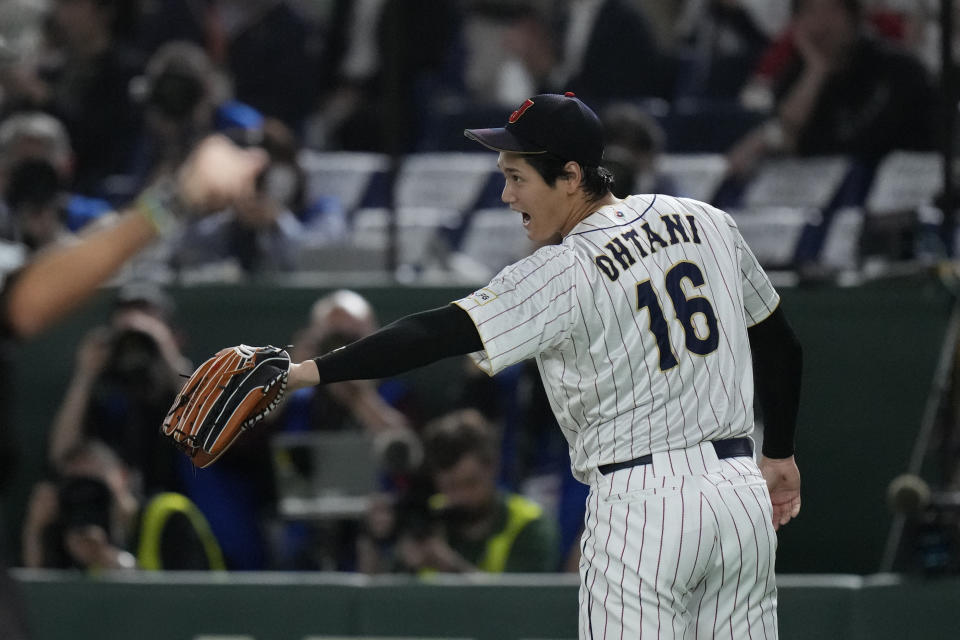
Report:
598,437,753,475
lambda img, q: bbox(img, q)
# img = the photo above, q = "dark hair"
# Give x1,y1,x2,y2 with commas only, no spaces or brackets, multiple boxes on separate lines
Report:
138,41,225,121
423,409,497,472
601,102,665,156
523,154,615,200
93,0,139,39
113,281,175,321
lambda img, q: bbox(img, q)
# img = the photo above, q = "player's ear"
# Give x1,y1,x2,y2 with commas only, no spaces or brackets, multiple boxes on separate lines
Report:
561,160,584,194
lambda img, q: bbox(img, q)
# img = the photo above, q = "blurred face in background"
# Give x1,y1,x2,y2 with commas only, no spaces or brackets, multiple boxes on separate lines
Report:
793,0,859,61
433,453,498,526
17,198,67,250
0,132,72,192
3,156,69,250
51,0,112,52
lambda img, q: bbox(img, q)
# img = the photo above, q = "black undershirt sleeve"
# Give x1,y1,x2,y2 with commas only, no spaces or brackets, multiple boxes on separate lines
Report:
312,304,484,383
748,306,803,459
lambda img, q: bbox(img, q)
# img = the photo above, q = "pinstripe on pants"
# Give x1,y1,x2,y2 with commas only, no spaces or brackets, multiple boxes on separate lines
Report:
578,441,778,639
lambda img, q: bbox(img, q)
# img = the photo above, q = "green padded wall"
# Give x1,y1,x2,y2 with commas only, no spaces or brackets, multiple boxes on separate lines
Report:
13,571,960,640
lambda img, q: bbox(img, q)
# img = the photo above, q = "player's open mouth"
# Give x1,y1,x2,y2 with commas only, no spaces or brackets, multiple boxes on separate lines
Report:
521,212,531,226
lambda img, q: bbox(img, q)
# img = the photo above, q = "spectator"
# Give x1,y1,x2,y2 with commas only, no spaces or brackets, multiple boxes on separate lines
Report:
258,116,348,243
123,42,302,281
127,41,232,192
905,1,960,77
0,0,48,65
306,0,463,152
0,0,144,196
169,117,309,277
3,158,72,251
204,0,324,131
129,0,207,58
455,358,587,573
599,101,678,198
282,289,417,437
0,112,112,251
482,0,680,113
46,284,190,496
536,0,674,105
22,440,224,571
385,409,560,574
0,112,73,194
727,0,937,178
458,2,556,106
273,289,420,570
672,0,772,101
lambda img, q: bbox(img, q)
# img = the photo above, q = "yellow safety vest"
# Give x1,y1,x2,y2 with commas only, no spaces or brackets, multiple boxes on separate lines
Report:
136,492,225,570
478,494,543,573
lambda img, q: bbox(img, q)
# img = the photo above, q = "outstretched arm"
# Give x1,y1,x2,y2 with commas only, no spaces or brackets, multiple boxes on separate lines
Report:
748,306,803,531
287,304,483,390
4,136,266,339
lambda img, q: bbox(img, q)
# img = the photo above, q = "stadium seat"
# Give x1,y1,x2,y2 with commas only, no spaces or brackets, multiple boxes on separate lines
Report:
351,206,460,270
742,156,851,210
730,206,819,269
417,100,513,152
395,152,499,211
299,150,392,214
819,207,865,272
293,243,389,273
865,151,941,217
658,153,729,203
660,98,766,153
272,431,377,521
458,207,535,276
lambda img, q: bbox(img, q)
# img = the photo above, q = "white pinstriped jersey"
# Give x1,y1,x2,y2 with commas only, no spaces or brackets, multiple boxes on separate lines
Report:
455,194,780,484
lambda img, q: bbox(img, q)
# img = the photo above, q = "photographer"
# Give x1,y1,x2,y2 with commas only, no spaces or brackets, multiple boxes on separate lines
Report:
0,112,112,253
128,41,231,191
374,409,559,575
282,290,416,437
169,115,310,276
274,290,420,571
47,284,189,496
23,440,223,571
0,0,143,195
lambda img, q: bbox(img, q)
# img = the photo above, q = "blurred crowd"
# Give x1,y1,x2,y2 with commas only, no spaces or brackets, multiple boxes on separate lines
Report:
0,0,953,281
21,284,578,574
0,0,958,574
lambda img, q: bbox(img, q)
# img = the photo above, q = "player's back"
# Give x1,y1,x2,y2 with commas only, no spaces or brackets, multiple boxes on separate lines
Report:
552,194,779,478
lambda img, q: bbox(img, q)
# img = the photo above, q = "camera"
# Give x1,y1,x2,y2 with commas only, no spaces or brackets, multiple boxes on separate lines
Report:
57,476,112,533
104,327,163,379
146,68,205,121
4,159,63,211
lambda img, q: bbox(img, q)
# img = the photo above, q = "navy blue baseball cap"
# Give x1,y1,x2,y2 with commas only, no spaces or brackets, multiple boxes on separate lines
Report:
464,92,604,166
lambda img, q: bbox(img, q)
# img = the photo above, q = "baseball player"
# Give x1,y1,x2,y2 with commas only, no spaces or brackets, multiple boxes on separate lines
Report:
280,93,803,638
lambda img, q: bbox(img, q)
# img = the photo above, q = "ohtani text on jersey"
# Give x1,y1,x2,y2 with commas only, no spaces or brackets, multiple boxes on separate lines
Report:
593,213,702,281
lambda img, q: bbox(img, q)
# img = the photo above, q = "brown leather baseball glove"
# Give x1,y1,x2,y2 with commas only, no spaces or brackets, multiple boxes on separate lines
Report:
162,344,291,468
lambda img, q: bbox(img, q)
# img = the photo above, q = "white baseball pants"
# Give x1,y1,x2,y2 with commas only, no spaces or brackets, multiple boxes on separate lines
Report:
578,441,779,639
